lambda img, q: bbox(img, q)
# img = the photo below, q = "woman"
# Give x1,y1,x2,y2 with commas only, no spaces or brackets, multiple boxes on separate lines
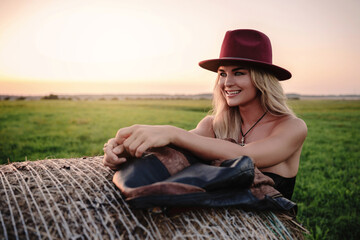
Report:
103,29,307,200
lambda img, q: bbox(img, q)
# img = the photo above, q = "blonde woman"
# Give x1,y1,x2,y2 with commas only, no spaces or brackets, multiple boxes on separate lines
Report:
103,29,307,200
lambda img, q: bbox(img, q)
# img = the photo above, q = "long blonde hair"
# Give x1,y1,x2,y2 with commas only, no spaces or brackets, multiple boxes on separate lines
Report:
211,67,294,141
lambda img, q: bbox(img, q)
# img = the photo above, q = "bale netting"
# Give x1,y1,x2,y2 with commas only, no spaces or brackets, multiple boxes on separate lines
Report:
0,156,307,239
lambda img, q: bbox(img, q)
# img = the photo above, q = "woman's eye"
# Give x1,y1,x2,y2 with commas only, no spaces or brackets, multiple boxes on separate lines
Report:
219,72,227,77
234,72,245,76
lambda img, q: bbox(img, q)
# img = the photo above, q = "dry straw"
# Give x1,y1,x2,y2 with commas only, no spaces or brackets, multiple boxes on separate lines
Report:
0,156,307,239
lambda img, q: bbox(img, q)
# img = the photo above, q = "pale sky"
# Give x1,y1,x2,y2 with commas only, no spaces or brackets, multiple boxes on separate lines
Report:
0,0,359,95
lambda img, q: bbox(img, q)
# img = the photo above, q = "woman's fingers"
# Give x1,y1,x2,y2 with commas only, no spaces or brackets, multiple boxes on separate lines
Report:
113,144,132,159
112,145,123,155
123,133,147,157
115,125,138,144
103,151,118,167
103,139,118,161
134,141,153,158
120,125,148,156
103,157,127,170
103,150,127,169
103,138,128,168
114,124,172,157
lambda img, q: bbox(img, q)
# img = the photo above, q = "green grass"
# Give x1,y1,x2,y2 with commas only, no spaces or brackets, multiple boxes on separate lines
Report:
288,100,360,239
0,99,211,162
1,99,359,239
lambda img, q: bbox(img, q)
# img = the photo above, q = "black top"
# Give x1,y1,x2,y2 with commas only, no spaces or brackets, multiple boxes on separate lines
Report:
262,172,296,200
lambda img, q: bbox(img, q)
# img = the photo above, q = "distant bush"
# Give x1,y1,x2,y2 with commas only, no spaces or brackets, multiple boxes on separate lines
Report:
16,96,26,101
41,94,59,100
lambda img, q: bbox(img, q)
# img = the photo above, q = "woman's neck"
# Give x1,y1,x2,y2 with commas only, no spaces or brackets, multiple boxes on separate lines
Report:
238,99,266,126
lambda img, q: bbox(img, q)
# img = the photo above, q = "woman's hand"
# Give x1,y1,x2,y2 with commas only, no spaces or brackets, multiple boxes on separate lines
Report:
115,124,174,158
103,138,128,170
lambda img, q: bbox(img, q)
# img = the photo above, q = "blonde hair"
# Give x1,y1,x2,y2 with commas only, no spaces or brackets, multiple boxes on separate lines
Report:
211,67,294,141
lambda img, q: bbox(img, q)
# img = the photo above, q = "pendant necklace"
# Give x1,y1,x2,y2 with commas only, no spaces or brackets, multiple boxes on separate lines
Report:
240,111,268,146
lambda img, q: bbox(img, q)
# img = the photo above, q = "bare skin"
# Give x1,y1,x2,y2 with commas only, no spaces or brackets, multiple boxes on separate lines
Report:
103,66,307,178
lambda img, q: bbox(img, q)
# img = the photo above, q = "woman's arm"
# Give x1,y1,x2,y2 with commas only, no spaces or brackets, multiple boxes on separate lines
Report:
109,115,306,169
114,115,215,158
103,115,214,169
189,115,215,138
115,116,307,168
171,117,307,168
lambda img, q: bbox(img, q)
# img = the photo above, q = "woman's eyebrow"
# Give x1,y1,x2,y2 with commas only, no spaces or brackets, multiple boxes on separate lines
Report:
232,67,246,72
218,67,246,72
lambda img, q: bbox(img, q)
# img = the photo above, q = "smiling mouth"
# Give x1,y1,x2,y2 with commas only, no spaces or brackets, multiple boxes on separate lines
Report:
225,90,241,96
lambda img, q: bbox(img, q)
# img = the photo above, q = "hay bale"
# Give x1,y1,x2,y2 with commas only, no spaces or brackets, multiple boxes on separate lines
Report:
0,157,306,239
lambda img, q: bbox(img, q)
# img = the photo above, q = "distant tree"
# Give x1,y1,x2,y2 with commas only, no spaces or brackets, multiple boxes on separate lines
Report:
16,96,26,101
41,94,59,100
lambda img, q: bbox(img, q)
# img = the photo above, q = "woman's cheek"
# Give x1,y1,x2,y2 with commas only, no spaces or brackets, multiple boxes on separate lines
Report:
218,78,225,88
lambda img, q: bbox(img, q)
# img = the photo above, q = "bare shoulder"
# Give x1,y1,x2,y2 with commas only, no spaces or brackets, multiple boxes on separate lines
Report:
199,115,214,126
189,115,215,138
274,115,307,140
285,116,307,132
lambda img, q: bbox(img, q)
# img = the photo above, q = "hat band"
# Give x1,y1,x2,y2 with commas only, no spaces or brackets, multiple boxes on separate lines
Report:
218,57,271,64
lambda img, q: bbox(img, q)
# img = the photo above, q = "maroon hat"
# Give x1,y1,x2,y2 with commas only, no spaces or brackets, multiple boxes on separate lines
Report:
199,29,291,80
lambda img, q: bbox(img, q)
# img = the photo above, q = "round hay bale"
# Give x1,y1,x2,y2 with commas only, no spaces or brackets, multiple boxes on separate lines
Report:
0,157,306,239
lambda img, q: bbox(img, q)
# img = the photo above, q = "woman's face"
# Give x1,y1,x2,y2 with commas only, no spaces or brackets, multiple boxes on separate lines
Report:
217,65,259,107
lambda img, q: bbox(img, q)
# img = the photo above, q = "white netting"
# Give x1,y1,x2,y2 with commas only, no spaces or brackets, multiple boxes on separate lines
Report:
0,157,306,239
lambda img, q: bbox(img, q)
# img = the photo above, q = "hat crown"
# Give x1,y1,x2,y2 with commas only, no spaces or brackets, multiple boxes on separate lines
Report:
220,29,272,64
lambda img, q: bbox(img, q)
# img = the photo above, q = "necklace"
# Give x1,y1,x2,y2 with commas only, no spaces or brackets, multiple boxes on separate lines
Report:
240,111,268,146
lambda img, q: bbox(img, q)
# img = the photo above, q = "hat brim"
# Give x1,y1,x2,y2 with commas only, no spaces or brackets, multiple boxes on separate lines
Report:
199,58,291,81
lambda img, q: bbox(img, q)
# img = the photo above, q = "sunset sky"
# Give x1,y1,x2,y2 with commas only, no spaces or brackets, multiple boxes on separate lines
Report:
0,0,359,95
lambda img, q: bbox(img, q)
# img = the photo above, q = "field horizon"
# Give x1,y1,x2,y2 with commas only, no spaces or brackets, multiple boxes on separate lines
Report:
1,93,360,101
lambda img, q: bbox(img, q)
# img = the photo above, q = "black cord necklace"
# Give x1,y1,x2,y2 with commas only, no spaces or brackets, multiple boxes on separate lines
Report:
240,111,268,146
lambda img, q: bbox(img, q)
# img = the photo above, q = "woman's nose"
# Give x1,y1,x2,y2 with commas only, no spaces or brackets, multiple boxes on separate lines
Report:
224,75,235,87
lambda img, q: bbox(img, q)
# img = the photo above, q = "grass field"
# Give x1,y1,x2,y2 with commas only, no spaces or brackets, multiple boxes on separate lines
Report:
0,99,359,239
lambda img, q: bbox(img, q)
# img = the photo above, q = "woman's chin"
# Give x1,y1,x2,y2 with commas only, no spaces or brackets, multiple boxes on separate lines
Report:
226,100,240,107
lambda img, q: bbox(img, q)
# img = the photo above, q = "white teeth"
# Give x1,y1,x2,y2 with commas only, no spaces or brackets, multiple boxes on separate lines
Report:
226,90,241,95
